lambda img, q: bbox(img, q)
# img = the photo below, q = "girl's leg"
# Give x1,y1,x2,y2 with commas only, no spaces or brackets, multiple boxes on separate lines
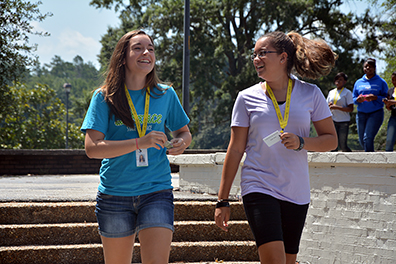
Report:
280,200,308,264
385,116,396,151
95,192,137,264
101,234,136,264
257,241,286,264
257,241,298,264
364,109,384,152
286,253,298,264
356,111,367,149
332,121,340,151
136,189,174,263
338,122,352,152
139,227,173,264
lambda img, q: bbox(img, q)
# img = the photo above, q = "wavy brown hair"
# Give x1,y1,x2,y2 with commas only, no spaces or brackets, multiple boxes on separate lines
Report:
99,29,164,129
260,31,338,79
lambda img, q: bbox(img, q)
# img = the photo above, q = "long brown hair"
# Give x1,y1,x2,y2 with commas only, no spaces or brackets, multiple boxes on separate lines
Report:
100,29,164,129
260,31,338,79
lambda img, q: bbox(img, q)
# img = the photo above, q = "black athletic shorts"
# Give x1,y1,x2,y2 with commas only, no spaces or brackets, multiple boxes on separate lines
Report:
242,192,309,254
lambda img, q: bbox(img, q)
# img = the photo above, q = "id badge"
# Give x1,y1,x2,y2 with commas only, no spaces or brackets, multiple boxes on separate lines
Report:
263,130,281,147
136,148,148,167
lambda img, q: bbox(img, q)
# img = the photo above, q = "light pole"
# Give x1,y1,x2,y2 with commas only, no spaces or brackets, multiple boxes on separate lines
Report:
63,83,71,149
182,0,190,114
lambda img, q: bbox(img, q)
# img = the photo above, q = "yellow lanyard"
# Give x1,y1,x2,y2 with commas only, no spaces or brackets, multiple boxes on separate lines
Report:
124,84,150,138
393,88,396,99
266,79,292,133
333,87,344,105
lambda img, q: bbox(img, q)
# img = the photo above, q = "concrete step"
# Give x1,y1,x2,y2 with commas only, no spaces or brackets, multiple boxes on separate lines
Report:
0,200,258,263
0,221,253,246
0,201,246,224
0,241,258,264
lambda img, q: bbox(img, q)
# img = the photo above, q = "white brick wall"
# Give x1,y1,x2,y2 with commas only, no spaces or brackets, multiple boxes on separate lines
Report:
168,152,396,264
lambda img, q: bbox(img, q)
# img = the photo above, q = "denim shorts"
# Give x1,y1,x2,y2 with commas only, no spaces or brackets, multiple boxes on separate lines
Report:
95,189,174,238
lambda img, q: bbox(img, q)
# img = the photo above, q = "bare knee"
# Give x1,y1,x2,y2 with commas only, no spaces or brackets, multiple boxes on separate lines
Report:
258,241,286,264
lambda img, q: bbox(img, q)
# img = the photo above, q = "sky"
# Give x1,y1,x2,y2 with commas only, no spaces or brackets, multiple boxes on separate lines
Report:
29,0,386,72
29,0,120,69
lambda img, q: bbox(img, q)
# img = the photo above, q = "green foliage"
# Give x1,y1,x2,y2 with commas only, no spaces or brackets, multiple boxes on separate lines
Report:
92,0,394,149
0,0,52,126
0,53,102,149
0,83,84,149
0,0,51,99
26,55,104,124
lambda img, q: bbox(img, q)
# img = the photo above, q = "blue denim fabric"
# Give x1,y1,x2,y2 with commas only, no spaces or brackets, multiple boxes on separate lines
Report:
95,189,174,238
333,121,352,152
385,115,396,151
356,109,384,152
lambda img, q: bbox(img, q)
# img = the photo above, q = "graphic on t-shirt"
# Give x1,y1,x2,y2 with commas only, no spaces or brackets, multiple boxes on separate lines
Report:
114,113,163,129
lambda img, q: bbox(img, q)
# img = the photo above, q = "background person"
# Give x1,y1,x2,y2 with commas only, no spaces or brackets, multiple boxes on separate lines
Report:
383,71,396,151
352,58,388,152
214,31,337,264
81,30,191,264
327,72,354,152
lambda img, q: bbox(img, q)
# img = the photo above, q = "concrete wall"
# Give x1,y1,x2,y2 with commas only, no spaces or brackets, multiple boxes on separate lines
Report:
0,149,220,176
0,149,101,175
169,152,396,264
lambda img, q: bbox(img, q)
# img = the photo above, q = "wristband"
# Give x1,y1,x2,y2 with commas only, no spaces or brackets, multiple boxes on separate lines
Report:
216,201,230,208
294,135,304,151
135,138,139,150
217,199,233,202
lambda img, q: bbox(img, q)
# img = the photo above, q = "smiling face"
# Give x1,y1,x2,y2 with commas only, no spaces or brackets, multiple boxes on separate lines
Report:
363,61,376,79
124,34,155,78
253,37,285,81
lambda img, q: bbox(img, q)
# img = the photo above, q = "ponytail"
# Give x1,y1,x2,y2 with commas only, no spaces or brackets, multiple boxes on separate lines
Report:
259,31,338,80
287,32,337,79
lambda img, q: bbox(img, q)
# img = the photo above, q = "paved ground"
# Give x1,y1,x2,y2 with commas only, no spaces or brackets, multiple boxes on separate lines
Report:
0,173,218,202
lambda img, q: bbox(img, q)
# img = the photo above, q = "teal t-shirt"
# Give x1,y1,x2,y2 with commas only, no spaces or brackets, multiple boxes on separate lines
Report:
81,85,190,196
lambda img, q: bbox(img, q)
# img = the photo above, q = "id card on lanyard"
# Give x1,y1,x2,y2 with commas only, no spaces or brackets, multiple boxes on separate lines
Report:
262,79,292,147
125,84,150,167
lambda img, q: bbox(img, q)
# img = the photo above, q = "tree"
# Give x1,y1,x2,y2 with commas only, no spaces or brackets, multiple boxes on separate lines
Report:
0,82,84,149
379,0,396,79
91,0,383,149
27,55,104,123
0,0,51,115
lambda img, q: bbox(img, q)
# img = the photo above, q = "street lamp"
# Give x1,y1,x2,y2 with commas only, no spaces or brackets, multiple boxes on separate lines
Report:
63,83,71,149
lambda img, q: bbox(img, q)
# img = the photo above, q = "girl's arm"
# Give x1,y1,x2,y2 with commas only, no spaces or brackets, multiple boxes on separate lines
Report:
85,129,168,159
329,104,354,112
215,126,248,231
168,125,192,155
281,116,337,152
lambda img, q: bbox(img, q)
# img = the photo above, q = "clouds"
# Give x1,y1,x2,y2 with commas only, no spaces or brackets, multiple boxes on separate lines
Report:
57,28,100,63
31,22,100,67
28,0,119,69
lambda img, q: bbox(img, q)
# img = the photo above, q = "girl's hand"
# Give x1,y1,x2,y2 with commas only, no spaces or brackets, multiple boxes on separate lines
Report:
280,132,301,150
357,94,366,103
214,207,230,232
138,131,168,150
167,138,188,155
366,94,377,102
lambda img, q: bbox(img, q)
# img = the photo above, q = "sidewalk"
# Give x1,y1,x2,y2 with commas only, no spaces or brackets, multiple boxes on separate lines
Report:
0,174,218,202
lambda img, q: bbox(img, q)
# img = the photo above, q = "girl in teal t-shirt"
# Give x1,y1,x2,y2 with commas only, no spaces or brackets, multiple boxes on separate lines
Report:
81,30,191,264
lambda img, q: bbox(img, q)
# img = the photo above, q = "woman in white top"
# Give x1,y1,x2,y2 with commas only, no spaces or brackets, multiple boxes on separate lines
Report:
214,31,337,264
327,72,354,152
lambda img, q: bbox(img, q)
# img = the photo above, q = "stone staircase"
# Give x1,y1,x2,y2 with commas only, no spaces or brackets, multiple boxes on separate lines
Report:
0,200,259,263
